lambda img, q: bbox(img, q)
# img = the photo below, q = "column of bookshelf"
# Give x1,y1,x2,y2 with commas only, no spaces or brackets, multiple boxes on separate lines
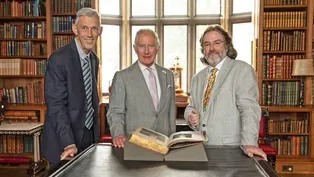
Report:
0,0,51,120
258,0,314,175
51,0,92,51
0,0,51,173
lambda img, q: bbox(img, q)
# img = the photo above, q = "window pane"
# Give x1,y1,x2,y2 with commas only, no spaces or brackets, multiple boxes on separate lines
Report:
99,0,120,15
195,25,209,73
132,0,155,16
196,0,220,15
164,0,187,16
101,25,120,93
233,0,253,14
131,26,155,64
232,23,254,65
164,25,187,92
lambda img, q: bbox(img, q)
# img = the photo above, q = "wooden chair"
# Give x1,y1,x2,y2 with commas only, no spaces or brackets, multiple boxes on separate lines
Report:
258,109,277,168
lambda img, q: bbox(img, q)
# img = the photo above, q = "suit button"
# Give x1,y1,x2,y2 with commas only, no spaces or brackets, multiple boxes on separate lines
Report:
202,124,206,127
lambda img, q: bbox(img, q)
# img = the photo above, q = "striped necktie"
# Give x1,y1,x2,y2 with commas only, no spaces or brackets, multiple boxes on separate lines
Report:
147,68,158,111
203,68,218,111
83,55,94,129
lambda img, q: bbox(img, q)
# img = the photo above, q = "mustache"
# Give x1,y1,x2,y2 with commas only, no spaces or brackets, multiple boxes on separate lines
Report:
208,51,219,55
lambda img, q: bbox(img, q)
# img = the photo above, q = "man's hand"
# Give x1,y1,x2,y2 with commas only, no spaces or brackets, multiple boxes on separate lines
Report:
113,135,127,148
243,145,267,161
188,110,200,127
60,144,78,160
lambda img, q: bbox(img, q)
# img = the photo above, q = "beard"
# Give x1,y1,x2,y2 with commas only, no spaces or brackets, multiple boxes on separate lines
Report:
205,50,226,67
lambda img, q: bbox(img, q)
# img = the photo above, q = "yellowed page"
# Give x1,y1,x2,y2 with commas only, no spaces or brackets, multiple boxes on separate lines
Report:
129,127,170,155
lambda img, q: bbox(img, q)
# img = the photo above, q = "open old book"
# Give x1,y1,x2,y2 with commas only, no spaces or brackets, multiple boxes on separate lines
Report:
124,127,208,162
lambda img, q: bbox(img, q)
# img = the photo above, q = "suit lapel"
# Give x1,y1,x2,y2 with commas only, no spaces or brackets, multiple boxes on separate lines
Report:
70,40,84,84
131,62,157,113
208,58,232,108
156,64,167,112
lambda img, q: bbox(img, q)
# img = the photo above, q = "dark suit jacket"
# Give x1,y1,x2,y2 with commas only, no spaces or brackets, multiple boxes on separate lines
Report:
41,40,99,163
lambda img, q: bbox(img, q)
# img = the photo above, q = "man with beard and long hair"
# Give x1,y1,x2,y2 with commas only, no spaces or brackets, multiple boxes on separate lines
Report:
184,25,267,160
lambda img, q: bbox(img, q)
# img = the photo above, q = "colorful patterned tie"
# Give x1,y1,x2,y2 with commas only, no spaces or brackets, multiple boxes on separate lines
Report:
147,68,158,111
203,68,218,111
83,56,94,129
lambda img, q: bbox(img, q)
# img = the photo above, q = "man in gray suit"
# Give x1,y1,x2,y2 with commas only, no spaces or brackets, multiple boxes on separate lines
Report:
107,29,176,148
184,25,267,160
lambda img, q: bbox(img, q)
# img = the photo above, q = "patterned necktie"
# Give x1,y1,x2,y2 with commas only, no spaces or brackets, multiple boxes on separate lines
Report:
203,68,218,111
147,68,158,111
83,56,94,129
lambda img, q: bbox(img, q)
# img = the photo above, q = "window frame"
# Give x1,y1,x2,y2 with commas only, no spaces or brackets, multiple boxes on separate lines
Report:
99,0,256,95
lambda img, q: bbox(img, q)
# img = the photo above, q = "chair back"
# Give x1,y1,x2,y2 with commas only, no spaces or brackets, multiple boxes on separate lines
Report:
259,115,267,138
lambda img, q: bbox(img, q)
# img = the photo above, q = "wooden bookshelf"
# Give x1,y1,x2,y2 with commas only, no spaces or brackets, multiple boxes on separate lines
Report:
258,0,314,175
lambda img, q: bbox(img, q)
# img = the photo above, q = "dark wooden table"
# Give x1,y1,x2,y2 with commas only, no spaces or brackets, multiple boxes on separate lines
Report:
43,143,279,177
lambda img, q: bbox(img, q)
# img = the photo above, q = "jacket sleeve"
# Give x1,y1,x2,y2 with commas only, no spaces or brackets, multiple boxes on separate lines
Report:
106,72,126,139
184,75,199,131
44,54,75,149
236,65,261,146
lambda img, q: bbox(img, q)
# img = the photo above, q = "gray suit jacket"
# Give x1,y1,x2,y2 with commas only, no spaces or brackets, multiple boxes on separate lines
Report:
184,57,261,146
107,61,176,138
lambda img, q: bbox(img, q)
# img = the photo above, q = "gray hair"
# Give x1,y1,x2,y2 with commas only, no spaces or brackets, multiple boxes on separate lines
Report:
75,8,100,24
199,24,237,65
134,28,160,49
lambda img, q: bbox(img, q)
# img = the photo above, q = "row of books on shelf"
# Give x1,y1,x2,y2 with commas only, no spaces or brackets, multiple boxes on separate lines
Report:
263,11,306,28
52,0,91,14
0,81,44,104
262,54,304,79
268,118,308,133
52,16,76,32
261,81,300,106
0,0,46,17
53,35,74,50
0,135,33,154
264,0,308,5
263,30,305,51
4,110,38,117
0,22,46,39
0,41,47,56
0,59,46,76
270,136,308,155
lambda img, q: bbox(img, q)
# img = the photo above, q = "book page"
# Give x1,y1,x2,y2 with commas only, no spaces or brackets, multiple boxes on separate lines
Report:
133,127,170,147
167,131,206,148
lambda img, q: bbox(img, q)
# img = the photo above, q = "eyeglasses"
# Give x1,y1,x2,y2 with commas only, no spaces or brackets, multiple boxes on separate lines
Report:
203,40,225,48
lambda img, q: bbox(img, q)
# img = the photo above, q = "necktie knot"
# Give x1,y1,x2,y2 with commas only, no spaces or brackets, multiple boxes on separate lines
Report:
84,55,89,63
147,67,154,73
211,68,218,74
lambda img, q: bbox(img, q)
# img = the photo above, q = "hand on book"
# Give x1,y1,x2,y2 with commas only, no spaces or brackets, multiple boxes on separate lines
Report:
60,144,78,160
188,110,200,127
242,145,267,161
113,135,127,148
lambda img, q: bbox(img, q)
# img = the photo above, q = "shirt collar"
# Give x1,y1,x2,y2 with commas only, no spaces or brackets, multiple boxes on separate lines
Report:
75,38,90,60
138,61,157,72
